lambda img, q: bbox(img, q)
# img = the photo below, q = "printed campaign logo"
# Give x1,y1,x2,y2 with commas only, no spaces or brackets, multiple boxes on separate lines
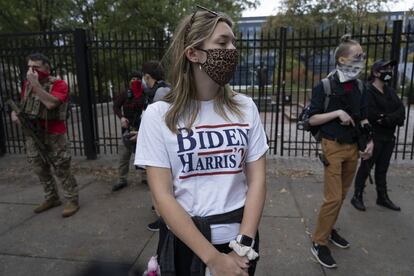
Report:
176,123,249,179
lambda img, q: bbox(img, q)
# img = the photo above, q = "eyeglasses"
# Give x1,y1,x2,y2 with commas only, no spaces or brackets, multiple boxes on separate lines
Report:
342,53,366,65
351,52,367,61
184,5,219,45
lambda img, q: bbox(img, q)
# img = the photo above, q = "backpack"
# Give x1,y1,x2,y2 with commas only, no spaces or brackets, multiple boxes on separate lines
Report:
144,80,171,106
297,77,364,142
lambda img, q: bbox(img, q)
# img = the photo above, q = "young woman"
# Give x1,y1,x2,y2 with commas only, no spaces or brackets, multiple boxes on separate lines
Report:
134,8,268,276
351,60,405,212
308,35,374,268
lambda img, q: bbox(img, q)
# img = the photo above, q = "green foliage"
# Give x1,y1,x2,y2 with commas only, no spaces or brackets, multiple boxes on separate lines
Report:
0,0,72,32
263,0,396,33
0,0,258,36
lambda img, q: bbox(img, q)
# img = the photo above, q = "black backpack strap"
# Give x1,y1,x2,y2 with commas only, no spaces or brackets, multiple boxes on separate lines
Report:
356,79,365,95
321,78,331,112
154,80,170,89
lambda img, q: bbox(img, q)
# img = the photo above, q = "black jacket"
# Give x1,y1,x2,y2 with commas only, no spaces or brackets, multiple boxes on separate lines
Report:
113,89,145,131
366,83,405,141
309,73,368,142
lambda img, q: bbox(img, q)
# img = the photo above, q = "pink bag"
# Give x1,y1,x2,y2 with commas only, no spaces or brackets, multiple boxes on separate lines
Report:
143,255,161,276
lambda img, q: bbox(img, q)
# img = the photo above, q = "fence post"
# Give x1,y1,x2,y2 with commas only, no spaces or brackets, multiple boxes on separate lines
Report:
391,20,403,90
0,110,6,156
73,28,97,160
275,27,287,155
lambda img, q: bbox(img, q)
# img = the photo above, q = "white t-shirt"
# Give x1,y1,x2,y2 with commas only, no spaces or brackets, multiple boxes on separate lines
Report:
134,94,268,244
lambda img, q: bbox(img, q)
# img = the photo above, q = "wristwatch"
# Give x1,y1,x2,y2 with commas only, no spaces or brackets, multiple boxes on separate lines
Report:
236,234,255,248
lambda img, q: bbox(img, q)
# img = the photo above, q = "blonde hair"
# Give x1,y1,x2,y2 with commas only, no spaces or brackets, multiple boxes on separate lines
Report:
334,34,361,64
163,11,243,133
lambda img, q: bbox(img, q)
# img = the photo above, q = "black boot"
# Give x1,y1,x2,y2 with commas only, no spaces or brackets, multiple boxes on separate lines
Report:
351,189,366,211
376,190,401,211
112,179,128,192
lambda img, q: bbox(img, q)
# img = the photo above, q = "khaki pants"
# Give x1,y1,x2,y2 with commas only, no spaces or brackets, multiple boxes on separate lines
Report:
117,140,147,183
313,138,358,245
26,134,78,201
118,141,135,182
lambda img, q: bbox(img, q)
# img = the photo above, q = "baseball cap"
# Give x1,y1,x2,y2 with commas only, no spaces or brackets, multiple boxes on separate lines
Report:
371,59,397,73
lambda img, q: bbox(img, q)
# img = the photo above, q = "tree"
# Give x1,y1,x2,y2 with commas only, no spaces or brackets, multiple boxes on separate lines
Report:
263,0,397,32
0,0,259,35
0,0,258,103
0,0,73,32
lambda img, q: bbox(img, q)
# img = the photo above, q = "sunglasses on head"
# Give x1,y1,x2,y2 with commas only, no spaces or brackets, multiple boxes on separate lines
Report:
184,5,219,45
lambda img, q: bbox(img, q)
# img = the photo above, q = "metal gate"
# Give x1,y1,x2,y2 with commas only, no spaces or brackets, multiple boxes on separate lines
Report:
1,21,413,159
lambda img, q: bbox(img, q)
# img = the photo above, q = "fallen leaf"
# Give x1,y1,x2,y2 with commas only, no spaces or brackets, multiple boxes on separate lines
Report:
279,188,287,193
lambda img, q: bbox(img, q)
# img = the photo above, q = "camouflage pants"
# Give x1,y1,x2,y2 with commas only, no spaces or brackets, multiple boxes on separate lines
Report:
26,134,78,201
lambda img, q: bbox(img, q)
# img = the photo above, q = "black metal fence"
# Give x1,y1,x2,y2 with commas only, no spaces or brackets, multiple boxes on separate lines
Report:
1,20,413,159
247,20,414,160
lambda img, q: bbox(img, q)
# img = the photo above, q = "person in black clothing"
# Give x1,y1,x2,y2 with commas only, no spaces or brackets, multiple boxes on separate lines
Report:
351,60,405,211
112,71,145,191
255,62,268,106
256,62,267,95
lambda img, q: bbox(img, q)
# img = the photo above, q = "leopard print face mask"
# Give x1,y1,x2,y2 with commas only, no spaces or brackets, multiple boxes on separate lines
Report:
198,48,239,86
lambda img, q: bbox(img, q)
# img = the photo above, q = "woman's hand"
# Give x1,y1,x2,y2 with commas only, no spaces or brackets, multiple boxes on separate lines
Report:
360,140,374,160
336,110,355,126
228,251,249,271
207,252,248,276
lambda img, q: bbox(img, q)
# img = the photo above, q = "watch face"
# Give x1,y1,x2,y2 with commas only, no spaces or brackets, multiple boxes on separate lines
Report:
237,235,254,246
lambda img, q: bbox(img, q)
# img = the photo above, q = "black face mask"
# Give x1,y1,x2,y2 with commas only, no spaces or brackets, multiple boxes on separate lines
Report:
378,71,393,82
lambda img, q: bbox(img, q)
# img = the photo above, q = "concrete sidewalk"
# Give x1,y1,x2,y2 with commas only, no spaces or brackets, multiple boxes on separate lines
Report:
0,154,413,276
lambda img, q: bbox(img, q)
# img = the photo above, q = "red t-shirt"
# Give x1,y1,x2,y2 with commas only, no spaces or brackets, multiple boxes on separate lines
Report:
21,79,69,134
343,81,354,93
